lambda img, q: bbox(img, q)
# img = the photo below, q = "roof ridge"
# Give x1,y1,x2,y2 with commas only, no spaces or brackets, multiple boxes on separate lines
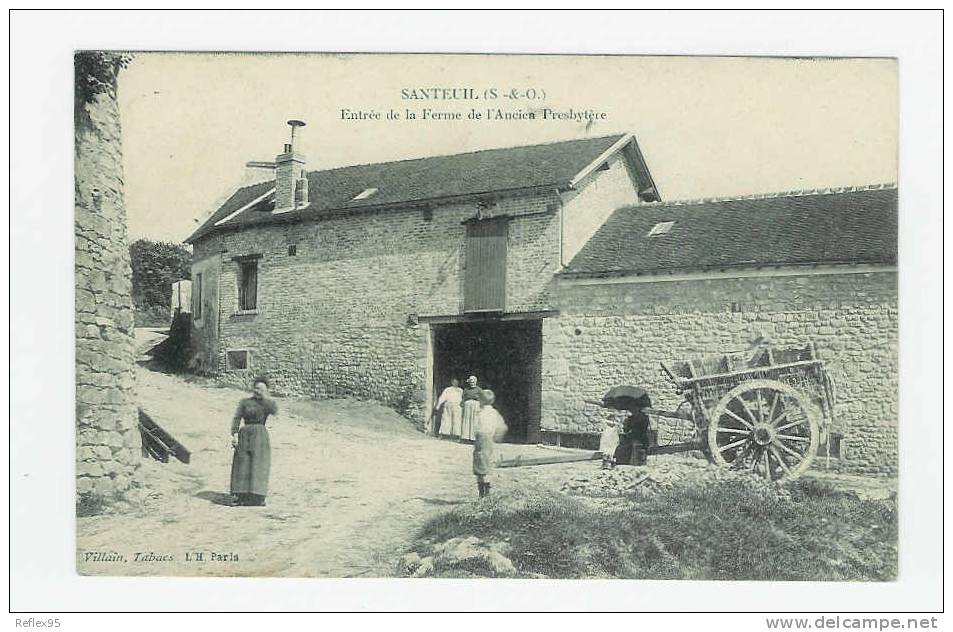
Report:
634,182,898,209
302,133,627,175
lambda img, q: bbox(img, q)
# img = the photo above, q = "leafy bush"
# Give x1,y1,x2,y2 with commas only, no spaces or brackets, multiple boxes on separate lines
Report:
129,239,191,327
413,477,897,581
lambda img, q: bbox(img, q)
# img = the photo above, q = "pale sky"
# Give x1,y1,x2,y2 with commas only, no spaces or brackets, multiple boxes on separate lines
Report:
117,53,897,243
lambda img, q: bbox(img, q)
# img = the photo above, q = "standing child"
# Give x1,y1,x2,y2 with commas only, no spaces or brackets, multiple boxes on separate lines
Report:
599,417,620,469
473,389,507,498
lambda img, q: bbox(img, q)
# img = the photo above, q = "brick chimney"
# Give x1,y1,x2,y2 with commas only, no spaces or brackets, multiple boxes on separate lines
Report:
275,120,307,211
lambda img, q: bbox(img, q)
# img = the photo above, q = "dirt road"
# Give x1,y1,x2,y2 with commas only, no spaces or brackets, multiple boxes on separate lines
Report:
76,365,560,578
77,353,894,578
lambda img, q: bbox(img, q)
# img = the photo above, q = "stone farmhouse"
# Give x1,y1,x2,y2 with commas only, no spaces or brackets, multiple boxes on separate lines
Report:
185,129,897,475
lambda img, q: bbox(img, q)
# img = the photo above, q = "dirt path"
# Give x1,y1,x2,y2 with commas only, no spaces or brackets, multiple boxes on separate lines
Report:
77,359,895,578
77,365,557,578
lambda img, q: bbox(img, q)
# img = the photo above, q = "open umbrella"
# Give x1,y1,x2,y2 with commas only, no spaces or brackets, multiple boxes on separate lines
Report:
601,385,652,411
603,385,647,401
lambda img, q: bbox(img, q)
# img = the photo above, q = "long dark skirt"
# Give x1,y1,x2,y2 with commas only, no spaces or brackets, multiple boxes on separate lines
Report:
230,424,271,496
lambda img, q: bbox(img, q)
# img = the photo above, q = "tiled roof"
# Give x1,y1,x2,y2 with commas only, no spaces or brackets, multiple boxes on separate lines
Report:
187,134,638,243
562,185,898,277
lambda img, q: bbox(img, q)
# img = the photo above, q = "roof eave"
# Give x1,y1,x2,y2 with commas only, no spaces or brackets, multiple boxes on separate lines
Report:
559,260,899,280
567,133,632,189
185,181,573,244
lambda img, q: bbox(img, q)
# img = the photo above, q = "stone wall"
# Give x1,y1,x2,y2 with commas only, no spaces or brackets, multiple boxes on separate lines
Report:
75,80,141,507
542,270,898,475
192,190,563,418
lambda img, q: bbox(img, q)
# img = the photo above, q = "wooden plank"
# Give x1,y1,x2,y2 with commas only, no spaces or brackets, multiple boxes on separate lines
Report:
643,407,693,421
138,409,192,464
681,359,824,385
647,442,703,456
497,451,601,468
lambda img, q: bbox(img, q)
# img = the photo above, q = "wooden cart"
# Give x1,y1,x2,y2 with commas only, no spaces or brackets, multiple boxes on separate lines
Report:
642,343,836,482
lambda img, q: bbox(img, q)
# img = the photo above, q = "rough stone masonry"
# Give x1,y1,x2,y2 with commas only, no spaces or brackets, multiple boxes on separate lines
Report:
75,65,141,507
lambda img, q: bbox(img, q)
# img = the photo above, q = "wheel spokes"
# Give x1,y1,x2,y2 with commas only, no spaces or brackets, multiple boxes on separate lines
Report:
735,395,759,425
754,389,765,423
765,392,780,425
723,408,755,430
719,437,750,453
708,379,820,480
773,439,806,461
769,445,792,475
717,426,750,434
770,409,790,428
777,434,810,443
730,442,756,467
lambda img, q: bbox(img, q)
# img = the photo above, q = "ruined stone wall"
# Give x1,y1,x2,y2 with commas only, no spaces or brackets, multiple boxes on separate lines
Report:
75,81,141,506
542,270,898,475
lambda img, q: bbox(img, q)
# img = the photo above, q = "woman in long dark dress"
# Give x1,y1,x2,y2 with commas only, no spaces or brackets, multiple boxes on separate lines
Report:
230,376,278,506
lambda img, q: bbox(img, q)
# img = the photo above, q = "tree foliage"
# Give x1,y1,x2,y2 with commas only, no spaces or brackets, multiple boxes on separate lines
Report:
129,239,191,323
74,51,132,130
74,51,131,105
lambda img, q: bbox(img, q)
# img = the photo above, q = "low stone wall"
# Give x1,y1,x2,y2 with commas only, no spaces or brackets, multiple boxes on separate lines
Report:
214,321,429,421
542,270,898,476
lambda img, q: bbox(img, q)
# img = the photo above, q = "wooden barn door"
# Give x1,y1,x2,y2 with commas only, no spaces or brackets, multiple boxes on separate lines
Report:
464,218,508,313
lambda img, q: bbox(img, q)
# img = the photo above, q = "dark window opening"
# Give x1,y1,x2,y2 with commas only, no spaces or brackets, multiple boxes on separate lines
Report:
818,433,843,459
464,218,508,313
193,273,203,320
422,207,433,222
238,260,258,311
597,161,610,171
226,350,249,371
288,244,297,256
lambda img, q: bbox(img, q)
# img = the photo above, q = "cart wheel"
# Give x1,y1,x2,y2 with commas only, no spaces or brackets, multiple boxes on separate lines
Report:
707,379,819,482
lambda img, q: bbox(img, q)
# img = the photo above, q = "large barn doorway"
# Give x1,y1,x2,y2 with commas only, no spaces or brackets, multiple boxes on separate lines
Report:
432,319,542,444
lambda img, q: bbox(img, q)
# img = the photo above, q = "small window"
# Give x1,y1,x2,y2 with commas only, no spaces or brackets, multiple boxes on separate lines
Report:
597,162,610,171
238,260,258,311
193,273,203,320
352,187,378,201
422,207,433,222
288,244,297,256
648,221,675,236
226,350,249,371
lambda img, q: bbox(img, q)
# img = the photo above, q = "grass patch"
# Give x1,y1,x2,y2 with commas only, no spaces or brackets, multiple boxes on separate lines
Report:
76,493,108,517
412,477,897,581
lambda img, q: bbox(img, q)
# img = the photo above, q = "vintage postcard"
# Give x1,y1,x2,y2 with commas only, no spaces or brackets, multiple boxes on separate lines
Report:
74,52,898,580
